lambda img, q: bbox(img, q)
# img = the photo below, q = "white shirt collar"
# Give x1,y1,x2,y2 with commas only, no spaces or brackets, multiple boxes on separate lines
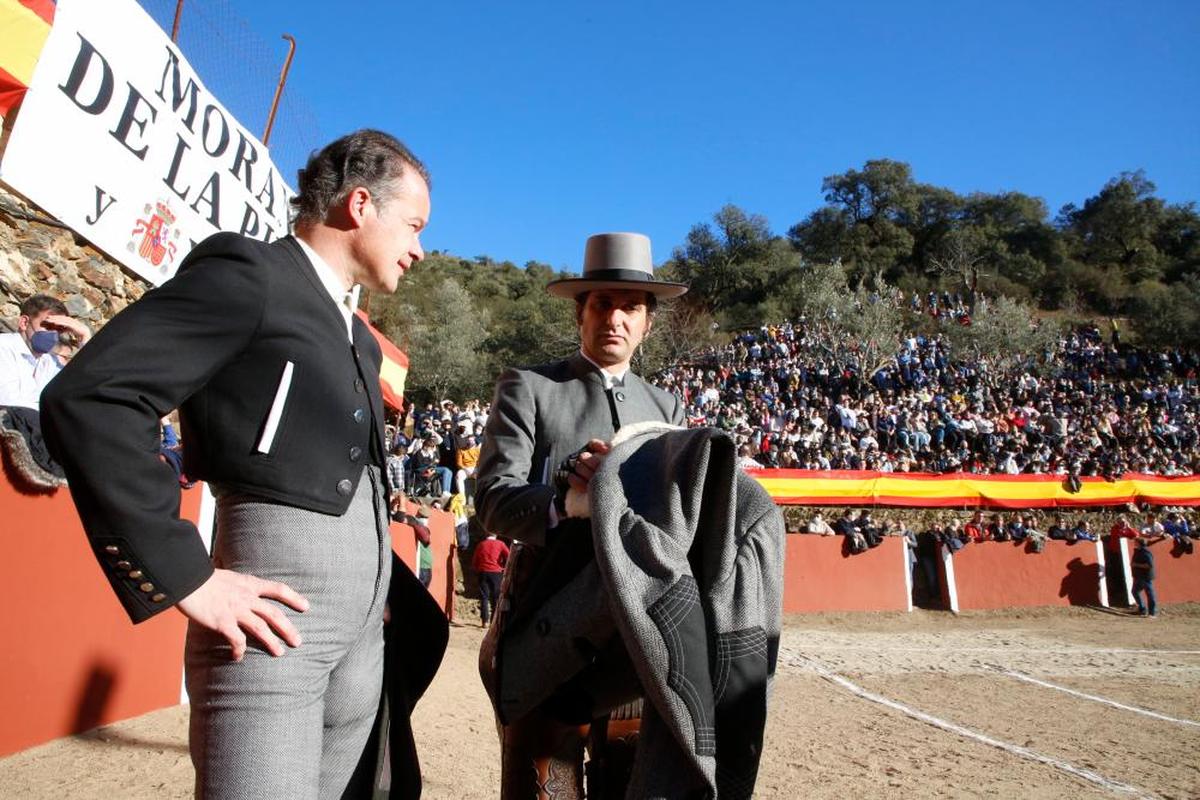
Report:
579,350,628,389
295,237,354,341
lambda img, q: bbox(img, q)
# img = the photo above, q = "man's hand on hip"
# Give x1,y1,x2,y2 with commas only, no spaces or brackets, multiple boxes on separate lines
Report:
176,568,309,661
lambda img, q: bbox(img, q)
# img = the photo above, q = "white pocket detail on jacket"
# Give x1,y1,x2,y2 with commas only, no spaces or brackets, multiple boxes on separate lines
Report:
256,360,294,454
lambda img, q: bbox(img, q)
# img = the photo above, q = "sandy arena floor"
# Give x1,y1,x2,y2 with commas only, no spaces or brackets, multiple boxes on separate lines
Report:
2,605,1198,799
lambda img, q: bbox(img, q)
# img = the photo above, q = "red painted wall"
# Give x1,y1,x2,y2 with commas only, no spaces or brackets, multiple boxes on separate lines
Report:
950,539,1103,610
0,478,193,757
782,534,910,613
389,501,457,615
1141,537,1200,604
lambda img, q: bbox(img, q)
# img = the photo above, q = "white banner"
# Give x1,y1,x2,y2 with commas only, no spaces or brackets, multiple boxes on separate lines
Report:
0,0,292,285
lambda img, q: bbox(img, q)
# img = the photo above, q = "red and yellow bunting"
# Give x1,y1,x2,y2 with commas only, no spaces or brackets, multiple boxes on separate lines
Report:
0,0,54,119
355,310,408,410
749,469,1200,509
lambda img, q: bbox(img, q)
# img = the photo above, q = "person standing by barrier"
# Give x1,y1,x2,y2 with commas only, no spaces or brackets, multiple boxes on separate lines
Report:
1131,537,1157,617
41,130,447,799
472,531,509,627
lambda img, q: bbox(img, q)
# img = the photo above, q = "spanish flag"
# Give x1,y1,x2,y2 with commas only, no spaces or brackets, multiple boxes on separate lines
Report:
355,310,408,410
750,469,1200,510
0,0,54,120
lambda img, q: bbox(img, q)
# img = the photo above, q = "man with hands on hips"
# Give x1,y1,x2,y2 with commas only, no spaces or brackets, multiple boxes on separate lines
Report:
42,129,445,799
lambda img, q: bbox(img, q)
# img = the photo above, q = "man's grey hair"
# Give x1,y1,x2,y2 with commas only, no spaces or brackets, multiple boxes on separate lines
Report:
291,129,430,227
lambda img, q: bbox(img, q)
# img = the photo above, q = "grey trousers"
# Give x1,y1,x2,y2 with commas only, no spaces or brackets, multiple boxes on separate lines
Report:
186,466,392,799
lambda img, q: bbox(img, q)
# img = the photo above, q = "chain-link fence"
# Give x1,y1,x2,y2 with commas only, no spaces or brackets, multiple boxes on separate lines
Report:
138,0,322,189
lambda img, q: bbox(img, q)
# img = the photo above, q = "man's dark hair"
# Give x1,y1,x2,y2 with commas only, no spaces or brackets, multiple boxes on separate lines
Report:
20,294,67,318
291,129,430,227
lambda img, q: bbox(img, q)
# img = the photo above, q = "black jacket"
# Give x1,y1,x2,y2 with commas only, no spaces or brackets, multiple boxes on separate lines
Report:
41,233,387,623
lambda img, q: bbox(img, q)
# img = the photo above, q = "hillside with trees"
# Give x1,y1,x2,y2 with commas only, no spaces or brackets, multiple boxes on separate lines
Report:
370,162,1199,403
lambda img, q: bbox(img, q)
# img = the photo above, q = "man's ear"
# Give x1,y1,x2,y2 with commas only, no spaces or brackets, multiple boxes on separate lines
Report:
342,186,373,230
16,315,30,334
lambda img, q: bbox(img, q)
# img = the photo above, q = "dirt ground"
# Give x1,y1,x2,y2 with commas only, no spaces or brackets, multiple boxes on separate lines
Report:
3,604,1198,799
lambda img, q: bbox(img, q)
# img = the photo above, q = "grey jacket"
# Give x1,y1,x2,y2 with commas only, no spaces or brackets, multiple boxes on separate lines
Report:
474,352,684,547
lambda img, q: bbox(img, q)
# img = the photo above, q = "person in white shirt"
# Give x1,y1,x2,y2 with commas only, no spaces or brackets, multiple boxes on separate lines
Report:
0,294,90,410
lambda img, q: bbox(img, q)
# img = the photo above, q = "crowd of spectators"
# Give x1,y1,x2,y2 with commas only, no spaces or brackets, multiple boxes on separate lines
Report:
386,399,490,501
654,318,1200,477
800,506,1197,551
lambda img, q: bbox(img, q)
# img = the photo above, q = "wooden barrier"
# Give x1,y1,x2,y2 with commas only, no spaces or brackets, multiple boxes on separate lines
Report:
782,534,910,613
947,539,1105,610
1136,537,1200,605
0,477,192,757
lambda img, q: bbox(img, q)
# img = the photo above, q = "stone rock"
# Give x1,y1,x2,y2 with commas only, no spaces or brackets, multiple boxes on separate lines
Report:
79,262,116,291
63,294,92,317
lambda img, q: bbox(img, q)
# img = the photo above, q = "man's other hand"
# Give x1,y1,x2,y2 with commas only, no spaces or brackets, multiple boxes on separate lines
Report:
176,569,309,661
565,438,610,494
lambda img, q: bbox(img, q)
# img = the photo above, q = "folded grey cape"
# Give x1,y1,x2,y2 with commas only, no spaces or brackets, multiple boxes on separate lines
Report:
590,422,785,799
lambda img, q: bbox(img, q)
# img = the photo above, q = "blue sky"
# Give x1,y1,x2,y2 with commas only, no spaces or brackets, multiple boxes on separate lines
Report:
164,1,1199,271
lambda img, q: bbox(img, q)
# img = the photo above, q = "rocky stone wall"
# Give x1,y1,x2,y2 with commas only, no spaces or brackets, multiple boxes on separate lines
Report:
0,183,148,333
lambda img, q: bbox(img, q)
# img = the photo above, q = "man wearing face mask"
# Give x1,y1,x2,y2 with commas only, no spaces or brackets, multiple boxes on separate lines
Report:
0,294,90,410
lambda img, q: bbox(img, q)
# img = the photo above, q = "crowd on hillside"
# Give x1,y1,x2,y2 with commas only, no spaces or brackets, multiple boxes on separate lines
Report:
653,319,1200,478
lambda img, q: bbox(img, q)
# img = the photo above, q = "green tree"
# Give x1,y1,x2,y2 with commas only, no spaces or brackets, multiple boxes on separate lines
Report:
383,277,489,402
787,159,921,284
1057,170,1166,282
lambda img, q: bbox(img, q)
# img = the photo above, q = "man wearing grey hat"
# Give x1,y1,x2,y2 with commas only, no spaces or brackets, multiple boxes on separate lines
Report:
474,232,687,798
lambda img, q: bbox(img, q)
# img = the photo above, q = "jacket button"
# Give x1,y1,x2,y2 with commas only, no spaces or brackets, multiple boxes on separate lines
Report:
336,479,353,496
116,560,131,570
349,446,363,461
105,545,120,555
151,593,167,603
138,582,155,593
128,570,144,579
615,391,626,402
353,408,366,423
354,378,365,393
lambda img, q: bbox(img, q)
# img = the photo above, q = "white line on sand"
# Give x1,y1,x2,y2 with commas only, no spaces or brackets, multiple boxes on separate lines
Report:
999,669,1200,728
796,645,1200,656
791,654,1156,798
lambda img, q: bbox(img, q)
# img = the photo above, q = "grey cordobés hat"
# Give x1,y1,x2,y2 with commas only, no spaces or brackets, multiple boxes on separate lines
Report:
546,232,689,300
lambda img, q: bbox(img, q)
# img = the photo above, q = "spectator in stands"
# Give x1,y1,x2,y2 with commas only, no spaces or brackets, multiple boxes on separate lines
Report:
455,434,481,500
410,434,452,497
1109,514,1140,541
736,443,763,470
0,294,90,410
1130,536,1157,617
855,509,883,548
1007,515,1028,541
436,416,459,484
1162,512,1192,543
945,519,968,550
806,511,835,536
472,531,509,627
1140,512,1166,539
1071,518,1098,542
963,511,986,542
387,443,406,499
834,508,867,552
986,513,1008,541
1048,515,1071,540
415,506,434,588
